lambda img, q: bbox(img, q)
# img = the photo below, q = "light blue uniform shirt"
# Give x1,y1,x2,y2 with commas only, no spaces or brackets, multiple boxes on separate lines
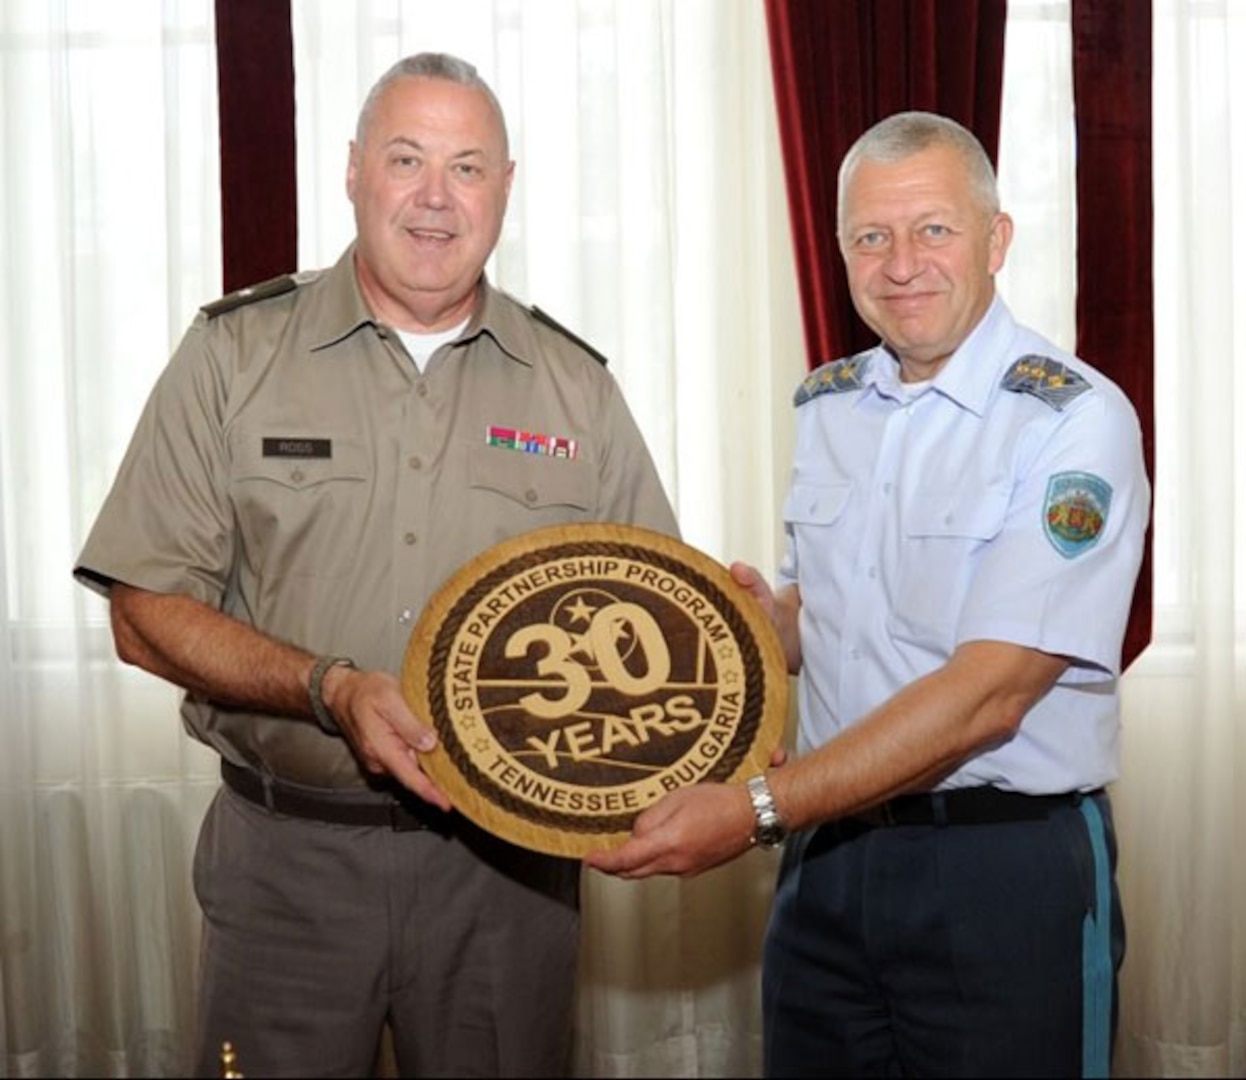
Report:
778,297,1150,794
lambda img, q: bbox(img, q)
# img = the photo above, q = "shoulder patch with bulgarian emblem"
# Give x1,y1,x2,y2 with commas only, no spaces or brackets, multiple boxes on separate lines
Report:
1043,471,1112,558
794,352,872,407
1001,354,1091,411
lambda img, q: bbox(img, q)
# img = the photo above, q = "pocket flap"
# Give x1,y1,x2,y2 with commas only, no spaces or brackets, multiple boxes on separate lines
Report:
231,433,368,490
469,443,593,510
783,482,852,526
906,485,1009,539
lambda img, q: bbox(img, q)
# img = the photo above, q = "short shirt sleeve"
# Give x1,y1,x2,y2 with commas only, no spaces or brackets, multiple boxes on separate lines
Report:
955,385,1149,678
74,318,236,606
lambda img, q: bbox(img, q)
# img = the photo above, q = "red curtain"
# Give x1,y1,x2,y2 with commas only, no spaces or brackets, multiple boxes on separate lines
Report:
214,0,298,293
764,0,1007,366
765,0,1152,666
1071,0,1153,668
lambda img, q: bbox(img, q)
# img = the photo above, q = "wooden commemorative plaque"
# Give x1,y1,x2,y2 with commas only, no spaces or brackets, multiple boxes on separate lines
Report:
401,523,788,858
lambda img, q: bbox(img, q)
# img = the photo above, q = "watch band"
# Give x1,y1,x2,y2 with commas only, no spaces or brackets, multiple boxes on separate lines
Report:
747,773,787,848
308,655,356,734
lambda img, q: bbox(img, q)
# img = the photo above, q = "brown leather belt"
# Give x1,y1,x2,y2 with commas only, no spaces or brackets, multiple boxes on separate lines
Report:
221,759,450,832
850,786,1092,828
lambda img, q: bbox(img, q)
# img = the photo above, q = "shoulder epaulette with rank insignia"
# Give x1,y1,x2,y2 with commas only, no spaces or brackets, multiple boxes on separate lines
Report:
1000,354,1091,411
200,274,299,319
530,305,608,367
794,351,872,407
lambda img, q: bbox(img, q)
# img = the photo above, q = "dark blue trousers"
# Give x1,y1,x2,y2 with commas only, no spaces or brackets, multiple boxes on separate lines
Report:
762,794,1122,1078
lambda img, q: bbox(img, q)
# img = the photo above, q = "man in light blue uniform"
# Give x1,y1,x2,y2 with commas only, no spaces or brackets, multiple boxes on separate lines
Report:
588,112,1150,1077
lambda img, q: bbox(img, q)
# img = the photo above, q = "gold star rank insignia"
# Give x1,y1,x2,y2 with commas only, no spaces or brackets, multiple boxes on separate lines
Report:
794,351,873,406
1000,354,1092,411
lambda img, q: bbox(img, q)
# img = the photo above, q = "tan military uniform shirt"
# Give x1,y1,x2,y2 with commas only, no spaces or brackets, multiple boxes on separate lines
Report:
75,246,678,789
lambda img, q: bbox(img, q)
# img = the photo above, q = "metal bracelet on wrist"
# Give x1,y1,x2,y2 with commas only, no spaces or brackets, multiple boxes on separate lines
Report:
308,655,356,734
747,773,788,848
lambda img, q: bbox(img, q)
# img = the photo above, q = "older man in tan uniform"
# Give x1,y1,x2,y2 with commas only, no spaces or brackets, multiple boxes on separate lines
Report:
74,52,676,1078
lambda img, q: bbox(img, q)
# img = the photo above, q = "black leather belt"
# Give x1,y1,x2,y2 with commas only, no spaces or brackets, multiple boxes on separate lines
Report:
221,759,449,832
850,786,1092,828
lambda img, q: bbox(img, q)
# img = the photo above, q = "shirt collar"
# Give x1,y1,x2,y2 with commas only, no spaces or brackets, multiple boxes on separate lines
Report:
307,245,535,367
932,295,1018,415
305,245,376,350
457,278,537,367
860,294,1019,416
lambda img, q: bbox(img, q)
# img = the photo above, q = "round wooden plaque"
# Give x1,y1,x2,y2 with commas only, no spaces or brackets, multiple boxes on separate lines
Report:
401,523,788,857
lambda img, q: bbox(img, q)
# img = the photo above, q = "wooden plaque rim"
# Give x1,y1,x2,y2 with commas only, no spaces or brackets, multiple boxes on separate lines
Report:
401,522,788,857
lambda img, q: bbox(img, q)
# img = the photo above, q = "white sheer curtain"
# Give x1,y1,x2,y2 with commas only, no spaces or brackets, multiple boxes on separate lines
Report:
999,1,1246,1076
1,3,222,1076
5,0,1244,1077
1113,0,1246,1073
292,3,805,1074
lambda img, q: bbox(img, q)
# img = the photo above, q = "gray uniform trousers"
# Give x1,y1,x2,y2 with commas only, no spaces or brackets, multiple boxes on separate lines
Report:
192,786,581,1078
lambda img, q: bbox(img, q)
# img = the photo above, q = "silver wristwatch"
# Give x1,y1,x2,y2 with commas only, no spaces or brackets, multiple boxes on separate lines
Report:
746,774,787,848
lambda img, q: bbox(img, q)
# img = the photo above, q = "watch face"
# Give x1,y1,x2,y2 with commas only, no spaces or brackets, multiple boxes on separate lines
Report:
756,822,785,848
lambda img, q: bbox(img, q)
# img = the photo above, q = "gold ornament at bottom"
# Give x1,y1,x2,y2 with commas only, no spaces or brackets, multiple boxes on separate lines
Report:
220,1041,244,1078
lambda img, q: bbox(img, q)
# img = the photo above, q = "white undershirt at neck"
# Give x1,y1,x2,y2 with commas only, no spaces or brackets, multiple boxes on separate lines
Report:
896,377,934,403
397,317,470,373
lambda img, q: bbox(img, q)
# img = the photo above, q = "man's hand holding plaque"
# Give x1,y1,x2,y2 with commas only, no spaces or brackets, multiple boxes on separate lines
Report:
401,523,789,857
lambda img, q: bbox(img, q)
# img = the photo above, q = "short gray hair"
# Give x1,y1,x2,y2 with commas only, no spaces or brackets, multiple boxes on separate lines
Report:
837,111,999,233
355,52,509,157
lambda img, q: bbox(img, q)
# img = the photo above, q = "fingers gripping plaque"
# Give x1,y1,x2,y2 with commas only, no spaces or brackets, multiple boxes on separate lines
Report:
401,523,788,857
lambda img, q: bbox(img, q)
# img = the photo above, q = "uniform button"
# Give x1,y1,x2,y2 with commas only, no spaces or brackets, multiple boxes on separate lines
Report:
850,648,862,661
882,482,893,495
399,608,414,625
404,532,417,546
290,468,305,483
408,456,422,470
867,566,878,579
524,488,538,504
417,383,429,398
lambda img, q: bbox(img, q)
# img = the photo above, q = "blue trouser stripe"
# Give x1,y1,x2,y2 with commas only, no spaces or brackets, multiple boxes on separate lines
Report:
1079,796,1112,1078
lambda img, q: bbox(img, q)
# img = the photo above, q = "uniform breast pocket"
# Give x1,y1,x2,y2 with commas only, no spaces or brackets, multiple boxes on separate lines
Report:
782,482,854,571
892,484,1010,644
229,434,371,579
467,443,593,523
